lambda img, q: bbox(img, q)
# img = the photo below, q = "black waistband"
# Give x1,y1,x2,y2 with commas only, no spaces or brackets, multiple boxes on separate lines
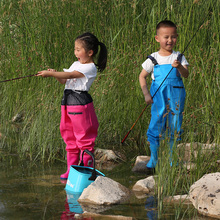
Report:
61,89,93,106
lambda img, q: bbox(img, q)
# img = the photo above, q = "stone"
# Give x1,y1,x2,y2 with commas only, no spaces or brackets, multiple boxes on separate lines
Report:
189,172,220,219
132,156,150,173
12,113,23,123
80,212,133,220
164,194,191,204
94,148,126,170
177,142,219,162
132,176,155,193
78,176,131,205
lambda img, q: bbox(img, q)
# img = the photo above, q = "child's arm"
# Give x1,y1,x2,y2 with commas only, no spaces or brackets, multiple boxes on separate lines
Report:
139,69,153,104
37,69,84,84
172,60,189,78
45,69,67,84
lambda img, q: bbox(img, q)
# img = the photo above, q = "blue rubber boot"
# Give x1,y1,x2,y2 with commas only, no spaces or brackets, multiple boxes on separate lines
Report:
147,144,159,169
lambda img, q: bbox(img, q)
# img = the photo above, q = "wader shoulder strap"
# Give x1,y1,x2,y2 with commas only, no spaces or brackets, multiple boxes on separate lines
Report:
147,55,158,66
148,53,183,65
177,53,183,62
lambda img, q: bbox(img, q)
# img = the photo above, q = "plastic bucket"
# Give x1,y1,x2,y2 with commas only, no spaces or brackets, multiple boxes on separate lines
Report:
65,149,105,193
65,191,83,214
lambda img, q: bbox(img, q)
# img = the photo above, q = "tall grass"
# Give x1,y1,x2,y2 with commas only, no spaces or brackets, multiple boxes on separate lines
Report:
0,0,219,213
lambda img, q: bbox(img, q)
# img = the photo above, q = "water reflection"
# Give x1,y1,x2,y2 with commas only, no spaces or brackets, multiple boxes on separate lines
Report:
66,191,83,214
145,196,158,220
61,188,112,219
61,190,84,219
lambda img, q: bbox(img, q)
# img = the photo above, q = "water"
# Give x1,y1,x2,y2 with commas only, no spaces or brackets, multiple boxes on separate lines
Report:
0,152,212,220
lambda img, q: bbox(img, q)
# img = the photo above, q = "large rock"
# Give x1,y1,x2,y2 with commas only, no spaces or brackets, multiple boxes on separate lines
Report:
132,176,155,193
94,148,126,170
178,142,219,162
132,156,150,173
78,176,131,205
189,172,220,219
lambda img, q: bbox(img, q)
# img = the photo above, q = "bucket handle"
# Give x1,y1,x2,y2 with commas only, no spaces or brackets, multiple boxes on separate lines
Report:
79,149,97,181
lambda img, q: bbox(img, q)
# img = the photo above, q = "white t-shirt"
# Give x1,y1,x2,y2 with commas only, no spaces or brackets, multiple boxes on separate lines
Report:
142,51,189,80
63,61,97,91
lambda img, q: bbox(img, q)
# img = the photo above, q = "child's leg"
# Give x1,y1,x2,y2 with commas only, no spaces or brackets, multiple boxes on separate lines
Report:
60,151,79,179
67,102,99,167
147,86,166,169
146,142,160,169
60,105,80,179
168,85,186,166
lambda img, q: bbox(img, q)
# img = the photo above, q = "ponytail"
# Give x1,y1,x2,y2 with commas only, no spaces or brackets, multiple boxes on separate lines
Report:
75,32,107,72
97,41,107,72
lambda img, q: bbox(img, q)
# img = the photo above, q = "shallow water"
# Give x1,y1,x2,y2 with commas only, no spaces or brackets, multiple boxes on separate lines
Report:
0,153,213,220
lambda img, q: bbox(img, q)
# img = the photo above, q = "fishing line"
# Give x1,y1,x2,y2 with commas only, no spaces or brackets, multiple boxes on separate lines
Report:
121,9,212,144
0,74,37,83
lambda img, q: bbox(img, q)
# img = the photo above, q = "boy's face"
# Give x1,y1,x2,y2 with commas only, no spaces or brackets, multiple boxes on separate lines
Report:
155,27,178,52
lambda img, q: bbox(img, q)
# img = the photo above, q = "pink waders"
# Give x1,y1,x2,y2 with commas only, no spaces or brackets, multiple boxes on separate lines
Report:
60,102,99,179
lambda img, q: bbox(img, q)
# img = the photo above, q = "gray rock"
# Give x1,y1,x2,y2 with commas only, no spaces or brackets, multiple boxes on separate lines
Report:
78,212,133,219
132,176,155,193
177,142,219,162
132,156,150,173
94,148,126,170
164,194,191,204
189,172,220,219
78,176,131,205
12,113,23,123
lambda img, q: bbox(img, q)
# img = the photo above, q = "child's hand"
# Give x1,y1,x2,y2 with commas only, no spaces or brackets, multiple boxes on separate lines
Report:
172,60,189,78
172,60,181,68
37,70,51,77
145,93,153,104
47,69,56,72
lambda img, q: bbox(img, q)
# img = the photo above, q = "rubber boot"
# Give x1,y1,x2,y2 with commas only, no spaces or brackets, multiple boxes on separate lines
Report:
146,144,159,169
60,152,79,180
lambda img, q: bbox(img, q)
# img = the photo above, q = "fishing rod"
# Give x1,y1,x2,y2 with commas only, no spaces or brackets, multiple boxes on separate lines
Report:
0,74,37,83
121,9,212,144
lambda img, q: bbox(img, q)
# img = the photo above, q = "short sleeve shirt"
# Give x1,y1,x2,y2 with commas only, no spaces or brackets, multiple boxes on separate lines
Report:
142,51,189,80
64,61,97,91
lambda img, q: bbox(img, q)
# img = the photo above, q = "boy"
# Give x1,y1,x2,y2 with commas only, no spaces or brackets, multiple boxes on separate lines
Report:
139,20,189,173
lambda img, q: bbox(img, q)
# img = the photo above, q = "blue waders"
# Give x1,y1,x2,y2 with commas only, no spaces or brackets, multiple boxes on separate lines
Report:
146,56,186,168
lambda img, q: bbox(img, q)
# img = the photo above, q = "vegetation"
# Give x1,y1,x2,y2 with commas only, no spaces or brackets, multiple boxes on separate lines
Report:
0,0,219,216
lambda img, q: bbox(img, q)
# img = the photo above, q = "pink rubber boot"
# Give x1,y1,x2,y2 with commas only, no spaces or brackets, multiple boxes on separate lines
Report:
60,152,79,180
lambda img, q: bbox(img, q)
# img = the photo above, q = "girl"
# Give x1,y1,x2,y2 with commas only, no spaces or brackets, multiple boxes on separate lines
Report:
37,32,107,180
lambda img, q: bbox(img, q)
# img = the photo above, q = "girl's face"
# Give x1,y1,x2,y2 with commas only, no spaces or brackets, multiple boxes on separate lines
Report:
74,40,93,64
155,27,178,53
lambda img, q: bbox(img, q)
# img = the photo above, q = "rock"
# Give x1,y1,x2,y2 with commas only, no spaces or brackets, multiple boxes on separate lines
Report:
189,172,220,219
95,148,125,162
78,176,131,205
132,156,150,173
79,212,133,220
132,176,155,193
164,194,191,204
12,113,23,123
183,163,197,171
177,142,219,162
94,148,126,170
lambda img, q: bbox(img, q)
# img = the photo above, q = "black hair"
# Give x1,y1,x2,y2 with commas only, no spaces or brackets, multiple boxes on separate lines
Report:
75,32,107,72
156,20,177,33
